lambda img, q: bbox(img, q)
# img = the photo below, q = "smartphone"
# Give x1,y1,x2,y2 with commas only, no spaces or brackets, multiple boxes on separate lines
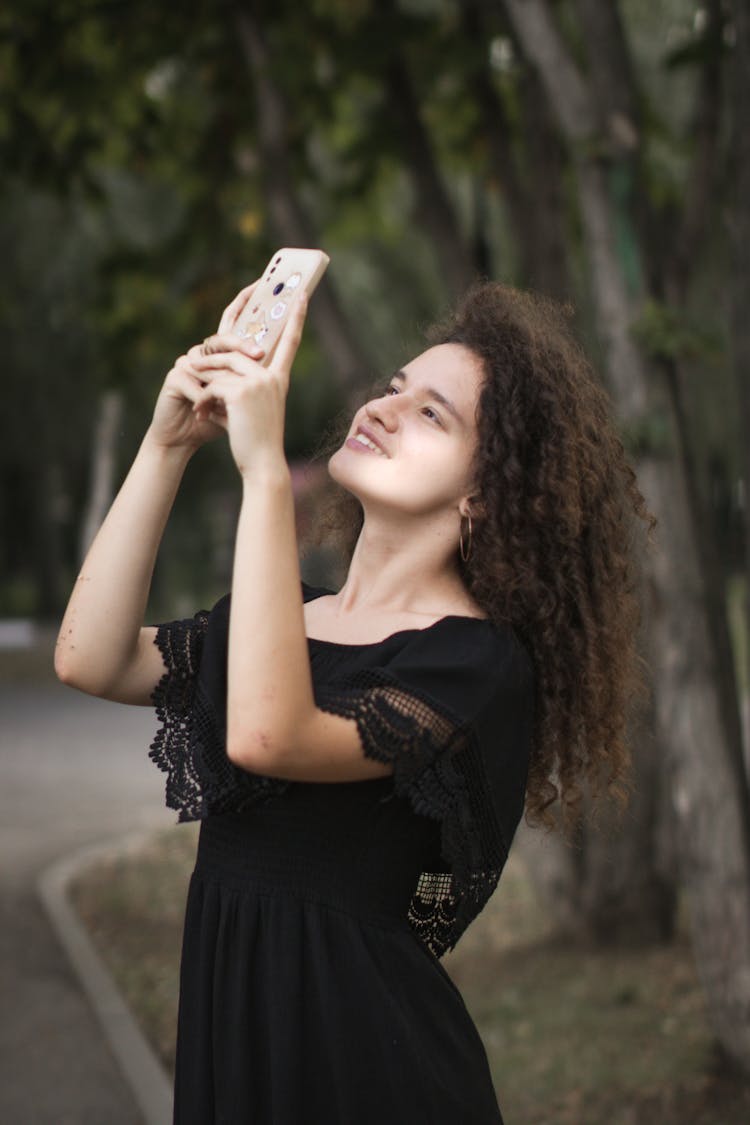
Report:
231,247,330,365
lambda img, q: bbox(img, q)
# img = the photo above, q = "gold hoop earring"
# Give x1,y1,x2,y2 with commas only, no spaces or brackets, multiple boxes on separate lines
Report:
459,512,473,563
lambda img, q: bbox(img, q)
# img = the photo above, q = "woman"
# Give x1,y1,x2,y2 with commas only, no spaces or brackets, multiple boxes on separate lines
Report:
56,274,654,1123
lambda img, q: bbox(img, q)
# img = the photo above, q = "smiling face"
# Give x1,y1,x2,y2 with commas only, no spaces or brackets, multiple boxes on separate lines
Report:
328,343,485,521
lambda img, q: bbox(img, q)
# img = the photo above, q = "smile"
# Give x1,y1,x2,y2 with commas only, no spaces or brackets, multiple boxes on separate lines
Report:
346,431,387,456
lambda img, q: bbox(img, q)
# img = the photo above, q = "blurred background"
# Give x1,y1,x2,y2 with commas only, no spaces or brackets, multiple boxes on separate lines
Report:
1,0,749,1121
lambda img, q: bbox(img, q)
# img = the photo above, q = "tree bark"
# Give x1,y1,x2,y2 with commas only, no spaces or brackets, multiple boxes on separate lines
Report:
504,0,750,1070
31,459,68,618
381,41,477,296
79,389,123,562
670,0,724,298
459,0,572,299
500,0,678,944
234,9,373,390
656,0,747,797
517,623,678,945
730,0,750,770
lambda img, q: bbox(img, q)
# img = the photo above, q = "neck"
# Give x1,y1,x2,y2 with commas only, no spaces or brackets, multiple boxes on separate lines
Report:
334,508,465,617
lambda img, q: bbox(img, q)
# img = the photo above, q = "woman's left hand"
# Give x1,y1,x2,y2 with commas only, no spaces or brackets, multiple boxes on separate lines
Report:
190,292,308,478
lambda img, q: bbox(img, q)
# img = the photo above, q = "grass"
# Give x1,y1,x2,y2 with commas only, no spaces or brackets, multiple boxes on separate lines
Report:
70,826,750,1123
72,824,199,1072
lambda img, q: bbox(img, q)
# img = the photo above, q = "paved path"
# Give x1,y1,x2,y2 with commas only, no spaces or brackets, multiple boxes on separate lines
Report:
0,673,173,1124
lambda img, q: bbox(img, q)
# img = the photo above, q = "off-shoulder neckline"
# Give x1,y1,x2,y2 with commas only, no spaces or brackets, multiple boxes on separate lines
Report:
303,585,492,649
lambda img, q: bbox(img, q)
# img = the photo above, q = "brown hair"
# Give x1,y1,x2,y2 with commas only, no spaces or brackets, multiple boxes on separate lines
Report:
305,280,657,831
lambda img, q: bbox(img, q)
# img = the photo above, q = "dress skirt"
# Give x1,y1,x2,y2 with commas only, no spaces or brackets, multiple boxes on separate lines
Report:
172,784,504,1125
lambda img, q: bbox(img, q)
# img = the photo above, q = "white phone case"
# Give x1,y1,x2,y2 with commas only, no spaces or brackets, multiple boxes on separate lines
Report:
232,248,330,366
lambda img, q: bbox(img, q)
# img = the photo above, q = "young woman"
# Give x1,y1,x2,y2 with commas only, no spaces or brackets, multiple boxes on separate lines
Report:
56,275,654,1124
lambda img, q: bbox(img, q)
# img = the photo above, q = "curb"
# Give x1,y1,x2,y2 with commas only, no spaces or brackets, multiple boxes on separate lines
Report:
37,831,174,1125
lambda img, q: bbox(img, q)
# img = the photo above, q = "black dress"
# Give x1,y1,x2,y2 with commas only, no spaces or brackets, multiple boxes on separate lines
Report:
149,580,536,1125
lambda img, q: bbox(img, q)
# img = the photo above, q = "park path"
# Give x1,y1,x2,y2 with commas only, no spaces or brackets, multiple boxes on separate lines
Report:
0,670,173,1124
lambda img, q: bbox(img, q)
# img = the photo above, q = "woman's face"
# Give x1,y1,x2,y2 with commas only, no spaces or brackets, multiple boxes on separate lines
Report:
328,343,484,519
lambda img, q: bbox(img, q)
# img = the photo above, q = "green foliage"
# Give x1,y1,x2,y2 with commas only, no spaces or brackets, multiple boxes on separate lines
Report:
619,407,675,460
0,0,740,613
633,299,724,364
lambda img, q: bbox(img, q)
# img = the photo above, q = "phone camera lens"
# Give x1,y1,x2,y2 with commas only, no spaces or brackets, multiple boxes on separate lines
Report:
273,282,284,295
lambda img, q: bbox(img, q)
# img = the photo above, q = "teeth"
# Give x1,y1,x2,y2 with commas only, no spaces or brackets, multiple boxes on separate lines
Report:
355,433,384,454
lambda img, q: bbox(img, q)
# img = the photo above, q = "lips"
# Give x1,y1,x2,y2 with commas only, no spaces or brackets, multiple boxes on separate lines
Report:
354,424,388,456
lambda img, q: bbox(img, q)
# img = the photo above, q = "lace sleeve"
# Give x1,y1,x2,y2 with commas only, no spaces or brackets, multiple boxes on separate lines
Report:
149,609,289,822
314,665,521,960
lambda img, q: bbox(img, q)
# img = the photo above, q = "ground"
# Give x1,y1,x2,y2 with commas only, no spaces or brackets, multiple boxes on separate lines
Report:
71,824,750,1124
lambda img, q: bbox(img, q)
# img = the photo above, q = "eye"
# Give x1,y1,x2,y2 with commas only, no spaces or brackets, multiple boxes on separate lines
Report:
384,385,442,425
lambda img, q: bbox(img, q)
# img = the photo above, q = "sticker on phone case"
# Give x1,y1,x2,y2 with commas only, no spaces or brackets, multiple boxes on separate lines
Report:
285,272,302,289
270,301,287,320
248,321,269,343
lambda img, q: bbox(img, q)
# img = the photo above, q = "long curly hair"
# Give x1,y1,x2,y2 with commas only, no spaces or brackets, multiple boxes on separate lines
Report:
304,280,657,831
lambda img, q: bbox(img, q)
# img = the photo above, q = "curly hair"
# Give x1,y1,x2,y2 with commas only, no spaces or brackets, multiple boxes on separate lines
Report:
304,280,657,832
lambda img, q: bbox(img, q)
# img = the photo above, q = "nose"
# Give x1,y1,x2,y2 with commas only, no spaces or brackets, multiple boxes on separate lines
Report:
364,391,399,433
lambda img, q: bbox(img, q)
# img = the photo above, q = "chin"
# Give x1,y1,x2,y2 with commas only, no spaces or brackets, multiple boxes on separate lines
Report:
327,446,380,505
327,446,354,490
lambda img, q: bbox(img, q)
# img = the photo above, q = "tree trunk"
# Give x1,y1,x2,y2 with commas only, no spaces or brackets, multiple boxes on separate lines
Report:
517,657,678,945
517,71,572,302
460,0,572,300
79,389,123,562
658,0,748,806
577,697,677,945
234,10,373,390
381,42,477,296
504,0,750,1070
576,0,749,895
31,459,68,618
730,0,750,772
498,0,677,945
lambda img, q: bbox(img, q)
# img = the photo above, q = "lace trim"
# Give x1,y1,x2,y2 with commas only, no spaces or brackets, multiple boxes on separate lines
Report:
314,669,508,959
149,617,510,956
149,616,289,822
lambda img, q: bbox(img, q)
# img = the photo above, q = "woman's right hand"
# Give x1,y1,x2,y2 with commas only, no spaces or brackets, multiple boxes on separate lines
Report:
147,283,264,452
147,344,231,451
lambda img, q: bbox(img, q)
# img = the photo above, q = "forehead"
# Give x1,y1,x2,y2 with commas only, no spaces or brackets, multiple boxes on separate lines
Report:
400,343,484,416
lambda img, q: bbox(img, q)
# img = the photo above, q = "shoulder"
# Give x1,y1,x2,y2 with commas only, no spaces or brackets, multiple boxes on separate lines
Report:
384,613,534,725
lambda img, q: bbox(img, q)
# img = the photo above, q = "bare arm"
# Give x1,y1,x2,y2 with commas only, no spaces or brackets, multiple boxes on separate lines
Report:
54,434,193,704
226,463,391,781
191,300,391,782
55,283,265,705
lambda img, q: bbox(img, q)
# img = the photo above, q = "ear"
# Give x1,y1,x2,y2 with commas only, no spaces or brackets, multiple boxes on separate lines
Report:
462,493,486,522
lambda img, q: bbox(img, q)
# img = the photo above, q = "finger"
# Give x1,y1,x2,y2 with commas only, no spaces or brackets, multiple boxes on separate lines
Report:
271,292,308,379
166,366,205,402
175,353,220,389
191,384,227,423
200,334,265,361
193,350,258,379
217,280,261,334
186,342,209,363
191,373,239,409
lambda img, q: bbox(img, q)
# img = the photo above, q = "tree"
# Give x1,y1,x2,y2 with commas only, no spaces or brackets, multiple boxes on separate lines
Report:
503,0,750,1071
730,0,750,752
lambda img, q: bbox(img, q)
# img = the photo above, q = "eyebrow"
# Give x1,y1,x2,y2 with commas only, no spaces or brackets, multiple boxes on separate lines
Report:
390,369,466,428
